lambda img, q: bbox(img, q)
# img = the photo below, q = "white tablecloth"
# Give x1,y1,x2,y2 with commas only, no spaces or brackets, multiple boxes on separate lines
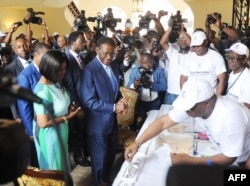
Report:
113,105,173,186
113,105,220,186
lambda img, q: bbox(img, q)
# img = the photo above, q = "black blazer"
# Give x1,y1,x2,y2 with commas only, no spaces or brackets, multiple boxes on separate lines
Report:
5,58,24,119
63,48,85,108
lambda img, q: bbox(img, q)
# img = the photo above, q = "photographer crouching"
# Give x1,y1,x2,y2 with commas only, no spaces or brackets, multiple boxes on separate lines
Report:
127,53,167,132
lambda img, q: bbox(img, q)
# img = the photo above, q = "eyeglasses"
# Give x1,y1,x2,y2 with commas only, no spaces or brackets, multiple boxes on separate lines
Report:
226,56,244,63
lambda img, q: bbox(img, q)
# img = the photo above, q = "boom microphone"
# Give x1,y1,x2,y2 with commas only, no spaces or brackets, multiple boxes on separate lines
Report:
0,74,42,104
3,84,43,104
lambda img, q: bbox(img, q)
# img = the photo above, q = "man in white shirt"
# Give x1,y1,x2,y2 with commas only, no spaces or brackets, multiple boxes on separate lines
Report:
180,30,227,95
160,23,191,104
125,78,250,167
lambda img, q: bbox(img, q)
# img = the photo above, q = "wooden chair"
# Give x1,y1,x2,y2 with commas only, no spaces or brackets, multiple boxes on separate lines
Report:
17,166,73,186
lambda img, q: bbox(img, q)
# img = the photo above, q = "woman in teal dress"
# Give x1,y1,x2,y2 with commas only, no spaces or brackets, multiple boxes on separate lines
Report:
33,50,81,171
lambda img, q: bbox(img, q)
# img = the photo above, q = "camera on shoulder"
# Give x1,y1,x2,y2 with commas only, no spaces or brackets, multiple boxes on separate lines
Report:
138,14,157,29
171,10,188,32
139,67,152,89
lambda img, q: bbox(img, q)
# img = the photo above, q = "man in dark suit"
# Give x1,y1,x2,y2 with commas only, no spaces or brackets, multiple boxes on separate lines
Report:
5,37,30,123
79,36,127,186
63,31,91,167
17,42,50,167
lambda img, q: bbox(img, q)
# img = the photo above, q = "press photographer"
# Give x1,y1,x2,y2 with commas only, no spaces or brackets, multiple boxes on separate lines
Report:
127,53,167,131
205,12,241,61
0,22,22,49
169,10,188,32
159,19,191,105
102,8,121,34
114,29,140,64
118,31,143,87
23,8,45,25
139,14,157,29
73,10,91,32
205,12,241,42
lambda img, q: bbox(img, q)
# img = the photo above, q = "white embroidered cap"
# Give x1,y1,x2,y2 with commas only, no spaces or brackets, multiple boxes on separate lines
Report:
190,31,207,47
227,42,249,58
173,78,215,111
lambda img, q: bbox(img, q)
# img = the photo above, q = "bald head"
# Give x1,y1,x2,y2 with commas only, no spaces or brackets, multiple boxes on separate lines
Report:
57,35,67,49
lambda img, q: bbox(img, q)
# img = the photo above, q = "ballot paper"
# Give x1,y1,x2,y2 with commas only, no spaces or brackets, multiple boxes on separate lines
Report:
168,122,205,133
195,139,221,157
155,131,193,155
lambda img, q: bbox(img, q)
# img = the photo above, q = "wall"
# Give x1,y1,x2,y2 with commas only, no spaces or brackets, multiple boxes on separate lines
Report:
184,0,233,31
0,7,71,41
0,0,235,42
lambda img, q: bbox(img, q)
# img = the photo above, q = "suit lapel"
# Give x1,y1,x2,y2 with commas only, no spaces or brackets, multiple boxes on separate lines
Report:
93,58,116,95
17,59,24,70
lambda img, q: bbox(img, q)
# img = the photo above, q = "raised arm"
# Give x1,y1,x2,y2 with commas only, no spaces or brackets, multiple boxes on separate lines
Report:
4,22,21,47
41,19,50,46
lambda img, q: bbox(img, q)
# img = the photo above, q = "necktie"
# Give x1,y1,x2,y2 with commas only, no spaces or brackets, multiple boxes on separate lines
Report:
106,65,117,93
77,55,84,69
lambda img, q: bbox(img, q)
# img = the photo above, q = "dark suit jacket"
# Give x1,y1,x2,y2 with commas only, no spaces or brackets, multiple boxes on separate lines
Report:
17,63,41,137
79,57,120,135
5,58,25,119
63,48,84,107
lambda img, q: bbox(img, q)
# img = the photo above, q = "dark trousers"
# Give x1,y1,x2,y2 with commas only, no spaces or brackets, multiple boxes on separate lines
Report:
136,97,162,126
88,125,118,186
30,140,39,167
68,117,88,158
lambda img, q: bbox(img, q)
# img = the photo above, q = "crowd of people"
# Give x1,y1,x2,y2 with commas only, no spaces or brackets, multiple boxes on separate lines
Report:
1,8,250,186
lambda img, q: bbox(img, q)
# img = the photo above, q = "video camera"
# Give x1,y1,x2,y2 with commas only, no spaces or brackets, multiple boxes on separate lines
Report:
207,12,221,25
74,10,91,32
151,38,161,52
102,7,122,29
14,22,23,27
139,14,157,29
105,18,122,28
139,67,152,89
114,32,138,63
171,10,188,32
23,8,45,25
74,10,105,32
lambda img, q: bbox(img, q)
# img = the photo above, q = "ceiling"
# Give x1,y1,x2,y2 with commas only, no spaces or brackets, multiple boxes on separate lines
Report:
0,0,72,8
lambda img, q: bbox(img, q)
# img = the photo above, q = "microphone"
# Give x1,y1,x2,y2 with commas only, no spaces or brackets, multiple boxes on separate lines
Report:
0,74,42,104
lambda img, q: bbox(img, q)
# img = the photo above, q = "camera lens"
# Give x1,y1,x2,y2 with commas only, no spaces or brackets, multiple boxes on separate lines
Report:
31,17,43,25
207,16,216,24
